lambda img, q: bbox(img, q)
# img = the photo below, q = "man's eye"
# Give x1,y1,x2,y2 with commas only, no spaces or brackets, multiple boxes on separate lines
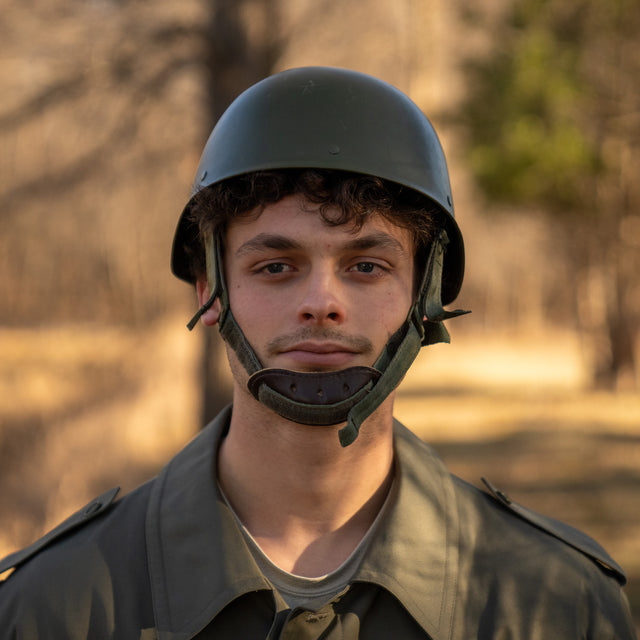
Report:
354,262,377,273
263,263,290,274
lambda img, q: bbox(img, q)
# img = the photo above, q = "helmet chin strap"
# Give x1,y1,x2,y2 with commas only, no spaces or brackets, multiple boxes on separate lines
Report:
187,229,469,446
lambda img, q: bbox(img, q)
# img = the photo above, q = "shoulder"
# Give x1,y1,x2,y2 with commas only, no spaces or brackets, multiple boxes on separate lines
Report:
0,481,155,637
478,477,627,584
1,481,153,578
447,476,636,636
452,475,627,584
392,422,627,585
0,487,121,577
392,423,635,635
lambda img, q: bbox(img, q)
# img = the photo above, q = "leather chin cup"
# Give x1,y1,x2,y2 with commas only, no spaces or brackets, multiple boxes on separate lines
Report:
247,367,382,427
187,228,470,447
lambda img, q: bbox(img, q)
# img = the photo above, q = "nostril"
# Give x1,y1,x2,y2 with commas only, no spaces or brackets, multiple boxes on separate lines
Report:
297,293,343,323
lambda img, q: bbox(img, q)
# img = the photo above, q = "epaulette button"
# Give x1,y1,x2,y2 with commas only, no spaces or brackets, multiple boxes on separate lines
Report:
84,501,103,517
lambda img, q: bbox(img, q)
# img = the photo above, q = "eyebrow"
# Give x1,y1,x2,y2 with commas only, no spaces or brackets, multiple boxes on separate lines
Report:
236,234,301,257
235,231,408,257
344,232,408,255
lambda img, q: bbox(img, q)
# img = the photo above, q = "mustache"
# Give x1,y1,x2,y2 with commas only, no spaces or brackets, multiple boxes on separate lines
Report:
265,327,374,357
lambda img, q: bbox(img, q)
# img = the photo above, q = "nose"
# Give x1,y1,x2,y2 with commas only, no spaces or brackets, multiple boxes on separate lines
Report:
296,268,345,325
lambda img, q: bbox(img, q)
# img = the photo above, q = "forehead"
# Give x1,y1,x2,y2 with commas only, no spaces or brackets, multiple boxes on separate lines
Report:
225,194,414,254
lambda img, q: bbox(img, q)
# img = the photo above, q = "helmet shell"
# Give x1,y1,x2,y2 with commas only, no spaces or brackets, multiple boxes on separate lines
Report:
172,66,464,304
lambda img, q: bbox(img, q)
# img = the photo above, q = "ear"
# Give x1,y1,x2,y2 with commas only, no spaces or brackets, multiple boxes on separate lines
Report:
195,278,221,326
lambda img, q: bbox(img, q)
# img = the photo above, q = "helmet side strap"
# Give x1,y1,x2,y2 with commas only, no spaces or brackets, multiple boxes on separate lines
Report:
186,229,221,330
419,230,471,346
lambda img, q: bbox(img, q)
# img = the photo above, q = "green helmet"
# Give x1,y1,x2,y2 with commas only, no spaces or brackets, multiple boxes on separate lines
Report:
172,66,468,445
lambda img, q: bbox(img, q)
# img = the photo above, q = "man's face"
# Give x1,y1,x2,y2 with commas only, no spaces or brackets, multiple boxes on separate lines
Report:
216,194,415,381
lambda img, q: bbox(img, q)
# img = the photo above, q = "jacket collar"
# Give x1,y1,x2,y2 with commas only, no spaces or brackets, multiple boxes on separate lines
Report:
356,420,460,639
146,407,459,640
146,407,270,640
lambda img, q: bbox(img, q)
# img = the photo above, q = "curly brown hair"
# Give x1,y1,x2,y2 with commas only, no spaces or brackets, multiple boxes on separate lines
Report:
186,169,444,278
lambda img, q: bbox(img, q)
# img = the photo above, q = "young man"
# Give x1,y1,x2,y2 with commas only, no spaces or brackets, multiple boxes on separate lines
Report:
0,67,635,639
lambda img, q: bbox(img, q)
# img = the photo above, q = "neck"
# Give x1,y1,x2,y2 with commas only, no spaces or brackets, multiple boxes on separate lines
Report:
217,390,396,577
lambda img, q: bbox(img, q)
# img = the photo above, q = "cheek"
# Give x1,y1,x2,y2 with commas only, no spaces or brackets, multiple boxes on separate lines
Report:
229,284,283,332
380,281,413,315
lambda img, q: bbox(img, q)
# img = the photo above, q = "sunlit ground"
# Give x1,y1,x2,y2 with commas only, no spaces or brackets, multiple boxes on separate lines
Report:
1,319,638,629
397,330,639,437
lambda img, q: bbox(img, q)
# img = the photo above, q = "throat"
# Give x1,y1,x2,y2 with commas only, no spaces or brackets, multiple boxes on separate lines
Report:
222,473,397,578
254,528,365,577
217,399,396,575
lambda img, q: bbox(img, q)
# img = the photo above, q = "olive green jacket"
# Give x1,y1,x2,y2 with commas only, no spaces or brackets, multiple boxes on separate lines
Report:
0,407,636,639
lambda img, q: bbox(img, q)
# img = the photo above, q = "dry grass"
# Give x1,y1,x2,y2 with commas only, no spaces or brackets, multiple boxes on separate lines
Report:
1,319,638,628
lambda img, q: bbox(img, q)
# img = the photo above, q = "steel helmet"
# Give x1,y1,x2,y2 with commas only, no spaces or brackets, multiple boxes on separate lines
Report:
172,66,468,445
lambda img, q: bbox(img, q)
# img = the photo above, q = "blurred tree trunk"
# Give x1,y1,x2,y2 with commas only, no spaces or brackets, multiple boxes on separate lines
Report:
200,0,282,424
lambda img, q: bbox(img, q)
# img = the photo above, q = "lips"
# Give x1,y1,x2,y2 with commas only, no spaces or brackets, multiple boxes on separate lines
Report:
282,341,359,354
279,341,360,367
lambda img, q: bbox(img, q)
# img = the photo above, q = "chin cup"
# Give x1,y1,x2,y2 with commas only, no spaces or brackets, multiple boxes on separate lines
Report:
247,366,382,427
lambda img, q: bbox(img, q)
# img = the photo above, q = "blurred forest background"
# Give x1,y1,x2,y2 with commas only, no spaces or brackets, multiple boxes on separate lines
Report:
1,0,639,627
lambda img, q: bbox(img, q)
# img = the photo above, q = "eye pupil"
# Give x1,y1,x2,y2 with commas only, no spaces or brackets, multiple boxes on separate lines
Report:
358,263,375,273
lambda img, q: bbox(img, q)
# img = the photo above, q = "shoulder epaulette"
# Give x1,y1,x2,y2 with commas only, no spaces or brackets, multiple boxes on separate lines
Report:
0,487,120,577
481,478,626,585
